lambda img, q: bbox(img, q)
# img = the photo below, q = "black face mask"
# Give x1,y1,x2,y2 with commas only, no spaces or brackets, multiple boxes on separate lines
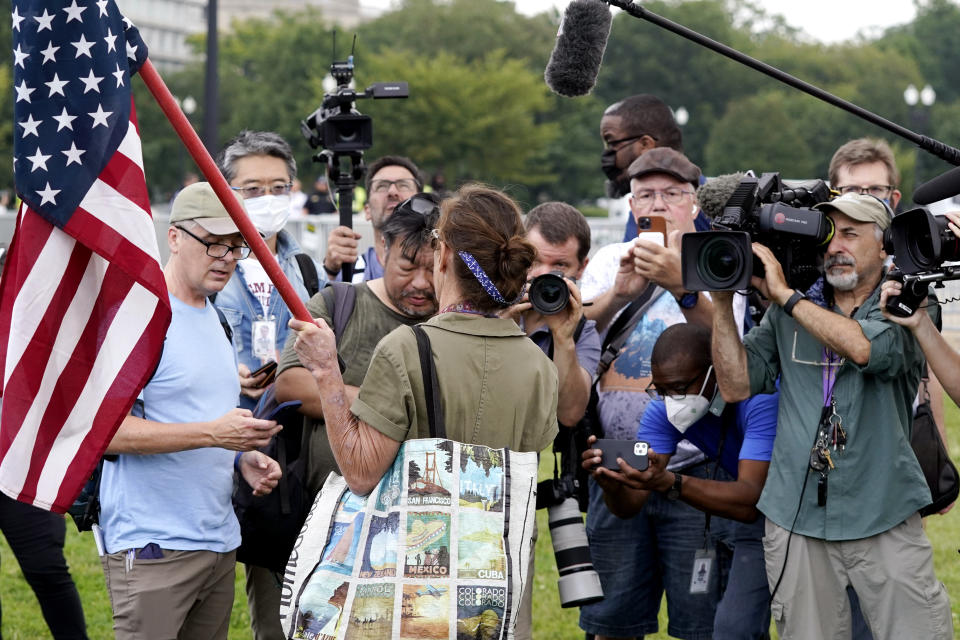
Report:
600,148,620,181
605,178,630,199
601,148,632,198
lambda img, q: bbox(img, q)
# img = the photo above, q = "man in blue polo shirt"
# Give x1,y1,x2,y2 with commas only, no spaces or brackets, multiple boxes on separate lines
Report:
583,322,778,639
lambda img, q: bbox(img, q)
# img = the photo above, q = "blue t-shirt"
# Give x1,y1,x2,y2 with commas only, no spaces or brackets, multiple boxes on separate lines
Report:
637,392,779,478
100,295,242,554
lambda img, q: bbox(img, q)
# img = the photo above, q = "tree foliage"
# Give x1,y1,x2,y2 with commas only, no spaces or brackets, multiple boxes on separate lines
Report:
4,0,960,205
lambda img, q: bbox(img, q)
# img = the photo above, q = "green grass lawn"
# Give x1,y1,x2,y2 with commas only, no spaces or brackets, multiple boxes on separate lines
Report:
2,411,959,639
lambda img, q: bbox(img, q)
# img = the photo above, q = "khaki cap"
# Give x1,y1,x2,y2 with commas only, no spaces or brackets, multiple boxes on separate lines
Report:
169,182,244,236
813,193,892,231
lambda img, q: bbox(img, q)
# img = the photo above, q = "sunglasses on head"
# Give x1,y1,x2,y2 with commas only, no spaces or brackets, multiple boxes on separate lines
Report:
396,193,440,218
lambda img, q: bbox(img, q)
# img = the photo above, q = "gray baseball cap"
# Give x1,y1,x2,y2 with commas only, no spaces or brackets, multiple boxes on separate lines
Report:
169,182,245,236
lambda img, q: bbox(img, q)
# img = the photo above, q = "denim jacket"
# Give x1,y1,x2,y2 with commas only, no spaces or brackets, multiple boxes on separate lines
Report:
214,229,324,410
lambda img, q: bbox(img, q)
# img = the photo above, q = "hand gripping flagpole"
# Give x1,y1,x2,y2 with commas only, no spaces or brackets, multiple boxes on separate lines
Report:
137,59,314,324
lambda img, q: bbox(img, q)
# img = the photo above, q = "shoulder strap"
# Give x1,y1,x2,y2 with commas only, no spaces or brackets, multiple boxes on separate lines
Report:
320,282,356,374
546,315,587,361
596,285,664,378
412,325,446,439
212,304,233,342
295,253,321,297
319,282,358,344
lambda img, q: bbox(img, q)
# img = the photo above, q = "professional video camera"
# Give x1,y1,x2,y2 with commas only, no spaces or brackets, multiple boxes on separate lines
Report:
681,173,834,291
300,58,408,155
882,208,960,317
300,34,408,280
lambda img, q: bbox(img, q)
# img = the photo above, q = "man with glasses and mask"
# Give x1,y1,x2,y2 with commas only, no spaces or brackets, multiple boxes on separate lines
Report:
213,131,322,411
583,323,778,639
578,148,747,640
600,94,710,240
98,183,282,640
322,155,423,282
711,193,952,639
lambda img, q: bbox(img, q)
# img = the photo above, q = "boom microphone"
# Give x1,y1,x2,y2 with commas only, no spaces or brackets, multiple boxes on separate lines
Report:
544,0,612,97
913,166,960,205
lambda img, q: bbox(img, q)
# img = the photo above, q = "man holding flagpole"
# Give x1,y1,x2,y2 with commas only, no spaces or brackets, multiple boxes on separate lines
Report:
99,183,282,639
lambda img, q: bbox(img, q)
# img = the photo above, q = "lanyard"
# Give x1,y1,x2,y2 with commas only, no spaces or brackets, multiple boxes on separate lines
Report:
821,348,841,407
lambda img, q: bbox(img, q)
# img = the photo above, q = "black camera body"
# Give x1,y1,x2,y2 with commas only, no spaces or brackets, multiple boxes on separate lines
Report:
682,173,834,291
881,208,960,317
529,271,570,315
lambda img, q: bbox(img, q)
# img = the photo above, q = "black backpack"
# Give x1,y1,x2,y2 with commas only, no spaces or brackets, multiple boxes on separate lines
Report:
912,369,960,517
233,282,356,572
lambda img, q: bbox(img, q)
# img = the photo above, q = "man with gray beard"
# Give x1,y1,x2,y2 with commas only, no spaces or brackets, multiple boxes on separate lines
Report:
710,193,952,639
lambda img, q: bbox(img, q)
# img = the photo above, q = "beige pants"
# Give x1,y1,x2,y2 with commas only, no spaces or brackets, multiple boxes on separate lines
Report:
101,548,236,640
763,514,953,640
245,564,285,640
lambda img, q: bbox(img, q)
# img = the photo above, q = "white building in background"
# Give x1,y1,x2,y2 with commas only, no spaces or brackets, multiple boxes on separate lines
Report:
117,0,207,71
219,0,364,30
117,0,367,71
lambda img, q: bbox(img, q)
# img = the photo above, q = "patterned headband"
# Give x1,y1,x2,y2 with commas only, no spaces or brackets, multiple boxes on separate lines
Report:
457,250,526,307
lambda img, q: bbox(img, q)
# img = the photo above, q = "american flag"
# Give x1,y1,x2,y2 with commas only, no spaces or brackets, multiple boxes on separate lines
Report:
0,1,170,511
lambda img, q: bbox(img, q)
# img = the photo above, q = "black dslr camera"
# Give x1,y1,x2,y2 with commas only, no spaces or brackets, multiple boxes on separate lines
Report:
882,208,960,317
528,271,570,315
681,173,834,291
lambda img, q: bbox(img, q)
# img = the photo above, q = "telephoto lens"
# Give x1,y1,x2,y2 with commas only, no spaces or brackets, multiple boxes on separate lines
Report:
528,271,570,315
547,497,604,607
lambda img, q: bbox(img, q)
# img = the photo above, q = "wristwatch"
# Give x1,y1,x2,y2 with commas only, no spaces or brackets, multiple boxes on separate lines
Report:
675,291,698,309
666,473,683,501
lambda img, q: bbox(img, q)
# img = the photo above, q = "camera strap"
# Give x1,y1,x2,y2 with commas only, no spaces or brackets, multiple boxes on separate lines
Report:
546,315,587,361
595,285,664,380
700,403,733,545
690,403,732,595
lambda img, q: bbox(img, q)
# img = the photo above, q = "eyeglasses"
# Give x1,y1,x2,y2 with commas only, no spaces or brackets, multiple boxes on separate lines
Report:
603,133,656,151
176,225,251,260
397,194,440,218
631,188,694,207
645,365,713,401
790,330,845,367
229,182,293,199
370,178,418,194
835,185,894,199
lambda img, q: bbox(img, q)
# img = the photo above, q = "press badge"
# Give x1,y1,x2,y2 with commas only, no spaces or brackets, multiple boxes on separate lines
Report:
689,548,715,594
251,316,276,361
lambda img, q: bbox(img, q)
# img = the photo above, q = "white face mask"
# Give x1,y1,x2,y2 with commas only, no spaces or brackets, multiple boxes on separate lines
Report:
245,194,291,238
663,365,713,433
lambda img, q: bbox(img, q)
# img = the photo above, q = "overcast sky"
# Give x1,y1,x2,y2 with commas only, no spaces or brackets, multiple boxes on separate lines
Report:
361,0,918,44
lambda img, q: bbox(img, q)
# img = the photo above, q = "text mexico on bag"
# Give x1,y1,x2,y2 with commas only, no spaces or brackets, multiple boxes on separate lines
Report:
280,438,539,640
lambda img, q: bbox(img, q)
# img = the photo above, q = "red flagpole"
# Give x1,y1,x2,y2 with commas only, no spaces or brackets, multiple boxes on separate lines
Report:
137,58,313,324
